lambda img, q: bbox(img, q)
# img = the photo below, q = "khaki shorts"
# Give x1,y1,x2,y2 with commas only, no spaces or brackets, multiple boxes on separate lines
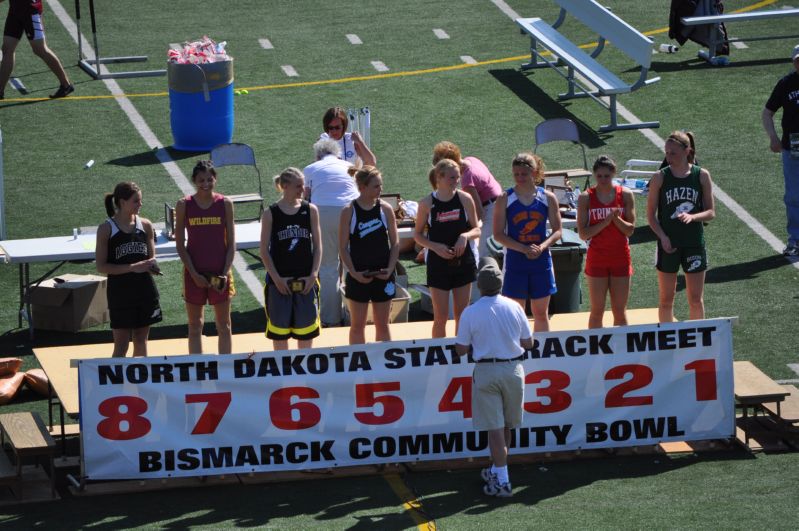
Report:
472,362,525,431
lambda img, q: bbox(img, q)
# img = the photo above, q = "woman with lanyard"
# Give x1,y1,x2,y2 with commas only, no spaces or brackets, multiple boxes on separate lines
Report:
493,153,562,332
339,166,399,344
319,107,376,167
414,158,480,338
576,156,636,329
647,131,715,323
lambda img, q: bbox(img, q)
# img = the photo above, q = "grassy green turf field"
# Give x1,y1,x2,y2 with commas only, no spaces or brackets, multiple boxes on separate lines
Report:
1,0,798,527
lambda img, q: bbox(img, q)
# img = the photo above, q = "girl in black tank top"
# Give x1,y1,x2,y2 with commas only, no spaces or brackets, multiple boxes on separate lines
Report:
260,168,322,352
339,166,400,345
412,159,481,338
95,182,161,358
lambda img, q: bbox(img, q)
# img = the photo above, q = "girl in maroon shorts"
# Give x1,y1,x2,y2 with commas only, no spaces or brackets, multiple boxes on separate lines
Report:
576,156,636,328
175,160,236,354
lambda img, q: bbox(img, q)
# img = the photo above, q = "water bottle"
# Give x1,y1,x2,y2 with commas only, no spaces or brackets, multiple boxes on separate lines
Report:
659,43,679,54
710,55,730,66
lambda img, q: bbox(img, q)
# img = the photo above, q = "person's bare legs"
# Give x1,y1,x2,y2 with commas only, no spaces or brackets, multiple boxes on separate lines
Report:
111,328,131,357
131,326,151,357
430,287,450,338
685,271,706,320
186,303,205,354
451,284,471,335
0,36,21,96
213,299,233,354
372,300,392,342
587,275,610,329
530,296,550,332
29,38,70,87
657,271,678,323
608,276,631,326
348,299,369,345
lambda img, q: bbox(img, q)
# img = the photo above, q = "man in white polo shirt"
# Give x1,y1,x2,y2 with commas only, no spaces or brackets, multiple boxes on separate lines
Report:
456,256,533,497
303,139,359,326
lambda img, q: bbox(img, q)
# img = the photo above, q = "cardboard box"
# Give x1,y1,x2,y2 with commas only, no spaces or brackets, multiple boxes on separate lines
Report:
341,285,410,325
28,274,109,332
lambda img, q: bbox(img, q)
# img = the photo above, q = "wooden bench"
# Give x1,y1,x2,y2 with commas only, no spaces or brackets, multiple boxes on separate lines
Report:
516,0,660,132
0,412,56,499
733,361,790,448
763,384,799,427
682,8,799,62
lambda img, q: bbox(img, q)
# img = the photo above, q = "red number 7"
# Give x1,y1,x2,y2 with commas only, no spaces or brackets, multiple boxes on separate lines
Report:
185,392,232,435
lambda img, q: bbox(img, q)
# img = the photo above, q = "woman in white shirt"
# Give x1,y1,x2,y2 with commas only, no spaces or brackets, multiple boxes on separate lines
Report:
319,106,376,167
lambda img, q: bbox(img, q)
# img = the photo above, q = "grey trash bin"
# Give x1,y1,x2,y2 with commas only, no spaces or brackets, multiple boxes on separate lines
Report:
549,228,587,314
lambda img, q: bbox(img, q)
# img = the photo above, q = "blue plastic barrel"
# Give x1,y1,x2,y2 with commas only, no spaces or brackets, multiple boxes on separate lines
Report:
168,60,234,151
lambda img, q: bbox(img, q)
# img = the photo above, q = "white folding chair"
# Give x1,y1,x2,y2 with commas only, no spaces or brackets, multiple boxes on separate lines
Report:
620,159,661,178
210,143,264,221
534,118,588,170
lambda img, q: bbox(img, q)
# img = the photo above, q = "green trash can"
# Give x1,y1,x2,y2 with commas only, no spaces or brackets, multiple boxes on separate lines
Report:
549,228,587,314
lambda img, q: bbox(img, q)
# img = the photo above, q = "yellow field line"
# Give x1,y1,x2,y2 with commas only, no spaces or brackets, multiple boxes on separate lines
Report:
0,0,778,105
383,473,436,531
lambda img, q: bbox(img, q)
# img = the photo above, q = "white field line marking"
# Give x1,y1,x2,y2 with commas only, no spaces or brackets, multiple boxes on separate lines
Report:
731,40,748,50
433,28,450,39
371,60,389,72
281,65,299,77
259,38,274,50
788,364,799,377
346,34,362,45
461,55,478,64
48,0,265,305
490,0,799,271
10,78,27,94
775,379,799,384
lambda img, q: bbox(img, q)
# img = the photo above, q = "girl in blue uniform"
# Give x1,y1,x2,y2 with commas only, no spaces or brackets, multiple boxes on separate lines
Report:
339,166,399,344
95,182,162,357
493,153,562,332
413,158,481,337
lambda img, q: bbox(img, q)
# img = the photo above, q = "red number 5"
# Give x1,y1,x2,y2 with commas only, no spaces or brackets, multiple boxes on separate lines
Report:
355,382,404,425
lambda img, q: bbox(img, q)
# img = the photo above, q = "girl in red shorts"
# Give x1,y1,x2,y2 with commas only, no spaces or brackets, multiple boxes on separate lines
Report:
576,156,636,328
175,160,236,354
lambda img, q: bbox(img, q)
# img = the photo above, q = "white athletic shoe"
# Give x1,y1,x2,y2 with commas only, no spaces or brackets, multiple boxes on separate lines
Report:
483,476,513,498
480,467,496,483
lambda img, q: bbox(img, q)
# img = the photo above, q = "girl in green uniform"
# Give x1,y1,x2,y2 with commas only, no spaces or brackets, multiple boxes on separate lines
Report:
647,131,716,323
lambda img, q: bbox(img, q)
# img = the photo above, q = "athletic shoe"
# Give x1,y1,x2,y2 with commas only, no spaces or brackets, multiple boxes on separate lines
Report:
483,477,512,498
480,467,496,483
49,84,74,98
782,244,799,257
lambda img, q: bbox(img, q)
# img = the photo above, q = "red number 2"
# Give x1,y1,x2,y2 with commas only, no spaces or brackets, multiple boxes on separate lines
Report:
605,364,653,407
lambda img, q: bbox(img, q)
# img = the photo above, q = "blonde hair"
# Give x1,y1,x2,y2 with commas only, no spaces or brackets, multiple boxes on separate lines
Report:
512,152,545,184
429,158,460,189
348,165,382,188
666,131,696,164
273,167,304,191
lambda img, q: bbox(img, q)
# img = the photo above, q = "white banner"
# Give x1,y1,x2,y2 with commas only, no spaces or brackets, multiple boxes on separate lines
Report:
78,319,735,480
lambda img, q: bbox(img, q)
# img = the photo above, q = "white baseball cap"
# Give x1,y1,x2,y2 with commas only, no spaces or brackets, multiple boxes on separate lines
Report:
792,44,799,61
